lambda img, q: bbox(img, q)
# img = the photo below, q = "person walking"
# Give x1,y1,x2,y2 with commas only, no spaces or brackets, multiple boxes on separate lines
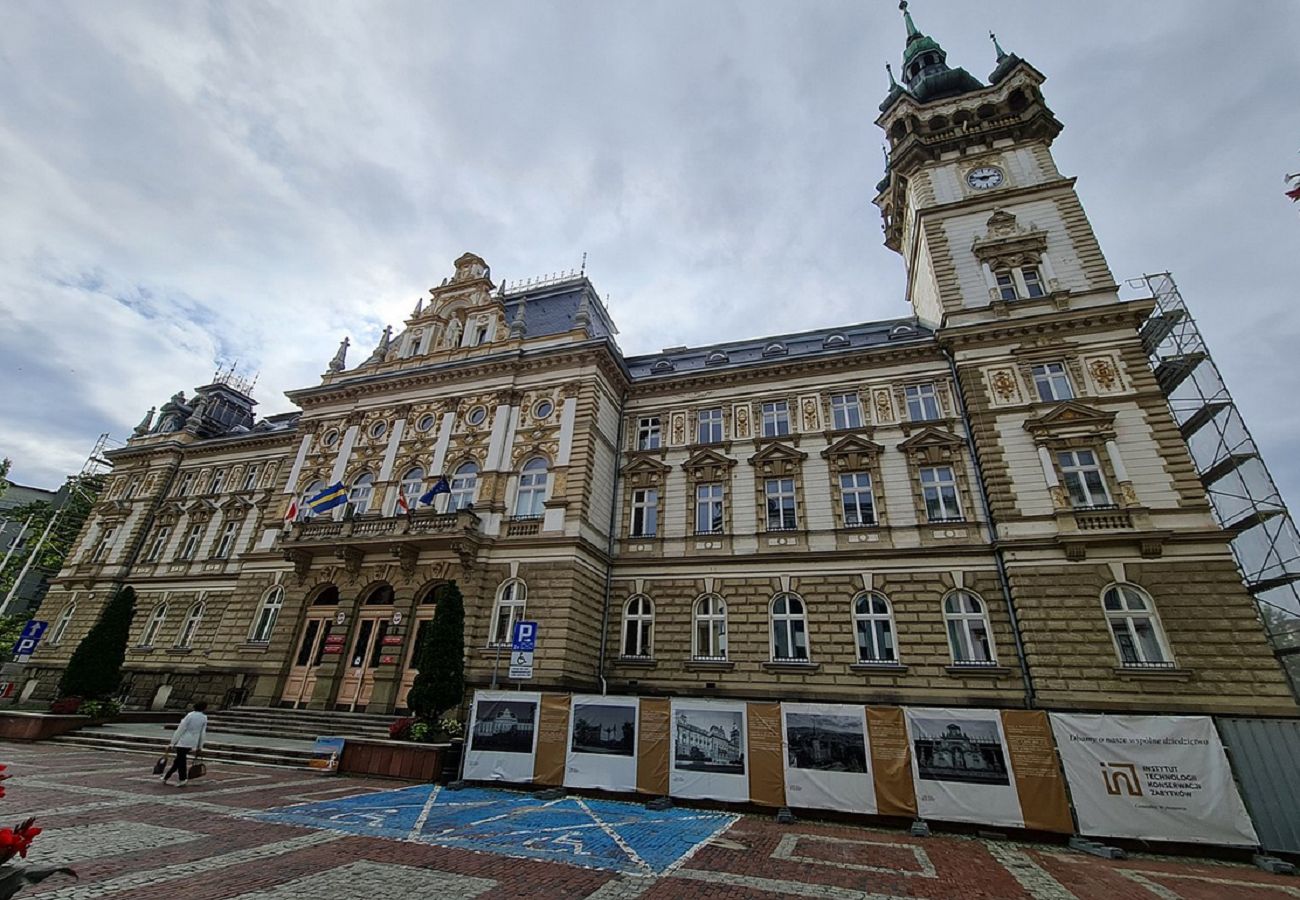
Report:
162,701,208,786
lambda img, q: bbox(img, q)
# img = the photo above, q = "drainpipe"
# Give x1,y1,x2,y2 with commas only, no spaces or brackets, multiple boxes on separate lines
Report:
595,388,629,696
942,348,1036,709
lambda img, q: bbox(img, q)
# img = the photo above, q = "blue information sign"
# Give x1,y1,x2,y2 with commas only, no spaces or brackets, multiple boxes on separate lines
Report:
511,620,537,652
12,620,48,660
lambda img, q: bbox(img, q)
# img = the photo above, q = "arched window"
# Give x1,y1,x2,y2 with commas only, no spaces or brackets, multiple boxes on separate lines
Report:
693,594,727,660
249,586,284,643
177,601,205,649
311,585,340,606
490,579,526,646
943,591,996,665
1103,584,1173,667
853,592,897,663
449,461,479,512
362,583,395,605
51,602,76,645
622,595,654,658
348,472,374,516
416,581,452,605
771,593,809,662
514,457,549,518
140,603,168,648
300,480,325,519
400,467,425,510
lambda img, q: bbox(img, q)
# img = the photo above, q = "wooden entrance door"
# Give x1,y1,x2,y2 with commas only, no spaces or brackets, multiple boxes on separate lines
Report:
397,611,437,711
280,614,335,708
337,612,392,712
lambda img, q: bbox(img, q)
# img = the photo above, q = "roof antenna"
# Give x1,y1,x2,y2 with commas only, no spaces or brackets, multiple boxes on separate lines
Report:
580,251,587,276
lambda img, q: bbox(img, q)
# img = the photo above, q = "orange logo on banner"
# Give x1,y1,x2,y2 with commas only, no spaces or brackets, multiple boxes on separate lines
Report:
1101,762,1143,796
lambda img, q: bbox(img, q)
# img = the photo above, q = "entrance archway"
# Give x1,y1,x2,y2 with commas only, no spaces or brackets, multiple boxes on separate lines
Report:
338,582,396,711
280,585,339,708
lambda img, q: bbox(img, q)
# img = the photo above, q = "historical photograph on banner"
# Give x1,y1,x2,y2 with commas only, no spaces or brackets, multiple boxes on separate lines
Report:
464,691,540,782
1049,713,1258,846
670,700,749,802
905,708,1023,827
781,703,876,814
565,695,639,793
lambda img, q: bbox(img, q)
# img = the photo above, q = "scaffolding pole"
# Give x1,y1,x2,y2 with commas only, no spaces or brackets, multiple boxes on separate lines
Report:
1134,272,1300,698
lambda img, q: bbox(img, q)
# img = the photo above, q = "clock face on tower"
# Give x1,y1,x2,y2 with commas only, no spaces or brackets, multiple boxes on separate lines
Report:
966,166,1005,190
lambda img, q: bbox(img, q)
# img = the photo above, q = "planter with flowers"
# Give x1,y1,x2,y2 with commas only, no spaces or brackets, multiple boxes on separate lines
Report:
0,764,76,897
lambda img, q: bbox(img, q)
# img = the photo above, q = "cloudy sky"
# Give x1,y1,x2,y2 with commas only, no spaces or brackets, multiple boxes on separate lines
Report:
2,0,1297,504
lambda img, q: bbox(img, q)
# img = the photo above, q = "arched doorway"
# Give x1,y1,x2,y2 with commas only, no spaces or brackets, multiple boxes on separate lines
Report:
337,582,396,711
281,585,340,708
397,581,452,711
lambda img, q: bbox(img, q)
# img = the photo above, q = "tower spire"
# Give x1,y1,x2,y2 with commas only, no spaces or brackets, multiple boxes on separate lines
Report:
899,1,920,39
990,31,1007,62
886,62,899,90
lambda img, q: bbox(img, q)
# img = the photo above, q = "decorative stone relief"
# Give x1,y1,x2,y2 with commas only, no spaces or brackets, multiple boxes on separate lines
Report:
799,395,821,432
1085,355,1124,393
987,367,1022,405
733,404,751,439
670,412,687,447
873,389,895,425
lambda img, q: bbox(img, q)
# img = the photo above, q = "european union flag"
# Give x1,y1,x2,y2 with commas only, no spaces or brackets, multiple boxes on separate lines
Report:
418,476,450,506
307,481,348,514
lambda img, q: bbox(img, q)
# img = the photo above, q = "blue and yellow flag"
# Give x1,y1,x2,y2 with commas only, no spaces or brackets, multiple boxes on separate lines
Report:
306,481,348,514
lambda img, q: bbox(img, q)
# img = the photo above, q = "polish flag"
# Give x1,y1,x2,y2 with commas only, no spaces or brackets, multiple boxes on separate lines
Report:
283,497,299,523
396,493,411,516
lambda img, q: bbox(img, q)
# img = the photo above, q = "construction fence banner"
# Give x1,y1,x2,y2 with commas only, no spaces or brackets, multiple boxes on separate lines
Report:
669,698,750,802
563,694,639,793
463,690,540,783
1049,713,1258,846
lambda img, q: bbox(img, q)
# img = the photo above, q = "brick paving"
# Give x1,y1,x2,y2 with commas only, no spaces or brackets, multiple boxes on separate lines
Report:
1,743,1297,899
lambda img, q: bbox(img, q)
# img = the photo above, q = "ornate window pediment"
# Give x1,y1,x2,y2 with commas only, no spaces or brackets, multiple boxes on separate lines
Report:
896,427,966,465
747,442,807,477
971,209,1048,269
95,498,132,520
621,456,670,487
1023,401,1116,442
681,448,736,481
821,435,884,471
218,495,255,519
184,499,218,522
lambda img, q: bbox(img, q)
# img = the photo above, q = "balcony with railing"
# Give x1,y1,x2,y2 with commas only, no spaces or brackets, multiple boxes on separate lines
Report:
287,509,481,546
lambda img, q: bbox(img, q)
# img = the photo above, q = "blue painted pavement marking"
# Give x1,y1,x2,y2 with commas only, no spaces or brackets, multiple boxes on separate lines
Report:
255,785,737,875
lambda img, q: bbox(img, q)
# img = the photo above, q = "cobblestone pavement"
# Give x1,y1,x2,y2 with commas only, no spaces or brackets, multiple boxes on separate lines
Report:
1,743,1297,899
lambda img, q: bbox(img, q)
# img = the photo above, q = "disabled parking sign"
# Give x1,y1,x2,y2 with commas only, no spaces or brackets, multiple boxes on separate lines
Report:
509,621,537,679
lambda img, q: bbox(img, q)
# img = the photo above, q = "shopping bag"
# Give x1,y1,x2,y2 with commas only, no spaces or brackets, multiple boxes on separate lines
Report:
188,761,207,780
152,754,167,775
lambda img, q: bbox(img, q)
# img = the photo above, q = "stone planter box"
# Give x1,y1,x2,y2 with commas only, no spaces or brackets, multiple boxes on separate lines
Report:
0,711,90,742
339,738,450,781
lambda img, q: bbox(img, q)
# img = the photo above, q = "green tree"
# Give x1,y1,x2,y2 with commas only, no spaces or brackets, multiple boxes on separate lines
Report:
406,581,465,723
58,585,136,700
0,473,105,603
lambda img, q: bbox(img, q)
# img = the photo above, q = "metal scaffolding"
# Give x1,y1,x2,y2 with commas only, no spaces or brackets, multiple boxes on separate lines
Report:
1134,272,1300,696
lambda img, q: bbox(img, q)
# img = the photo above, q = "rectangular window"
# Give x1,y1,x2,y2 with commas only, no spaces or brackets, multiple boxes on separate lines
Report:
839,472,876,527
1058,449,1112,508
1031,362,1074,402
178,524,203,560
1021,266,1046,298
761,401,790,438
636,417,661,450
697,408,724,444
695,482,724,534
242,465,260,492
904,384,942,421
920,466,962,521
830,392,863,430
630,488,658,537
210,469,226,494
91,527,116,563
996,272,1018,302
145,526,171,562
213,521,239,559
177,472,195,496
765,478,798,531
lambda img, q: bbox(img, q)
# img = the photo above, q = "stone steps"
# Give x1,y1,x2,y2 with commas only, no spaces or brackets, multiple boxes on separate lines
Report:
207,707,396,741
51,730,316,769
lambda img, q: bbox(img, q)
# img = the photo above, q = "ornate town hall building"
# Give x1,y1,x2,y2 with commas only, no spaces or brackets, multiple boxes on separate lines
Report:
25,10,1297,718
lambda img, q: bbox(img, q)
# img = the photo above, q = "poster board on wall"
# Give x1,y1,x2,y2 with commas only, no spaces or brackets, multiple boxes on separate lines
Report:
1049,713,1258,846
464,690,541,783
781,703,876,815
905,707,1024,828
669,699,749,802
564,694,639,793
637,698,671,796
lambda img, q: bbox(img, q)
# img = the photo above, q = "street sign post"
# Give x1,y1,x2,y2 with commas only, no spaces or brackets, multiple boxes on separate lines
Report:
509,621,538,680
12,620,48,663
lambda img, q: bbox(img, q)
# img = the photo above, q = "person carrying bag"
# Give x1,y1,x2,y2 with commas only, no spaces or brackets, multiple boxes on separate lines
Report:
162,701,209,786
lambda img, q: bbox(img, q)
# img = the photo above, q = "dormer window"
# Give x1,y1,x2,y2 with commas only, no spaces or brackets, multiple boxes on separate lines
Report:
762,342,787,358
652,359,675,373
705,351,729,366
823,333,849,349
889,324,916,339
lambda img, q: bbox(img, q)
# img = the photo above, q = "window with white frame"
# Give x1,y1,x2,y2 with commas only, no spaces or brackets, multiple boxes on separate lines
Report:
1058,449,1112,508
943,591,996,665
995,265,1047,300
348,472,375,516
1031,362,1074,402
1021,266,1046,298
636,416,661,450
213,521,240,559
995,272,1018,302
242,465,260,492
515,458,549,517
124,476,142,499
1103,584,1172,667
770,593,810,661
919,466,962,521
178,523,204,560
210,469,227,494
761,401,790,437
140,603,168,648
91,527,116,563
449,462,479,511
630,488,658,537
177,472,195,496
489,580,526,646
249,586,284,643
904,384,942,421
695,482,724,534
853,592,897,663
472,319,491,346
622,595,654,658
697,408,724,444
765,477,798,531
145,526,171,562
177,601,204,649
400,467,425,510
51,603,76,644
839,472,876,527
300,480,325,520
830,392,863,430
693,594,727,660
